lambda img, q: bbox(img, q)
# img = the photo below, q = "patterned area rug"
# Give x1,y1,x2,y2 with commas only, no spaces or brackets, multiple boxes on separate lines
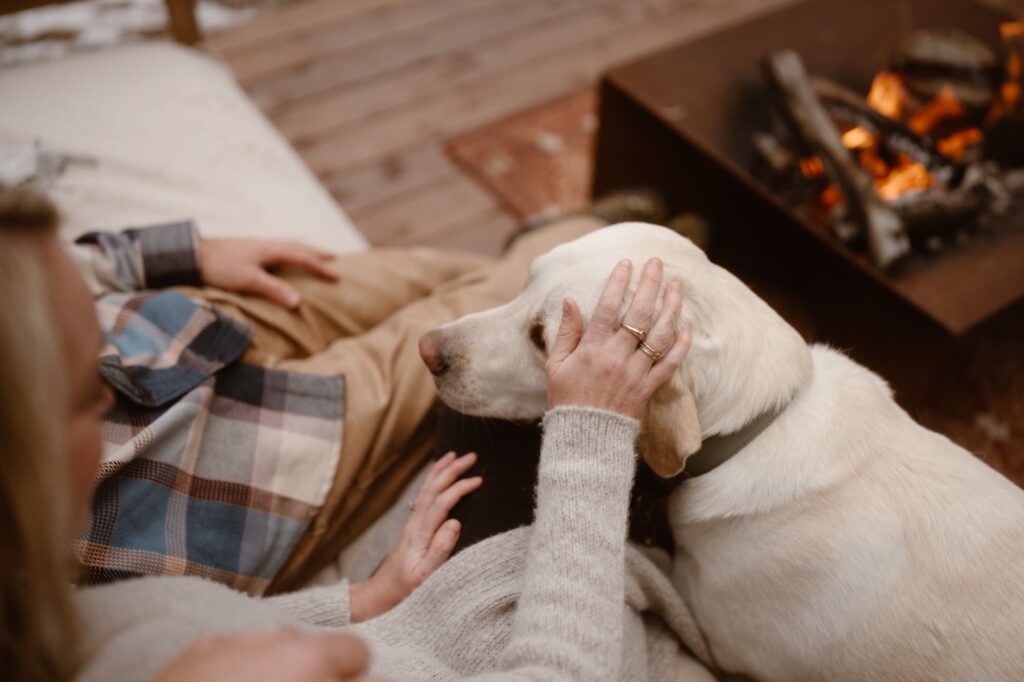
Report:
446,88,596,222
447,91,1023,487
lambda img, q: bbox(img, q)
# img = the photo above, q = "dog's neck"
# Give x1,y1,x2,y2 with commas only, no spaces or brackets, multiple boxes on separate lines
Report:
671,347,884,524
682,398,791,478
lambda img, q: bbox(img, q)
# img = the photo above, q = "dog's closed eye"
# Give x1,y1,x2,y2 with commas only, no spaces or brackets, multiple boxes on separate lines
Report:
528,318,546,353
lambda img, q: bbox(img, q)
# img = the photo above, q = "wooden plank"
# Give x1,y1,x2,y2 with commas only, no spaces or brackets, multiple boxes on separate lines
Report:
350,173,502,245
229,0,500,87
299,0,796,178
275,0,641,145
415,205,520,256
282,0,697,224
326,143,459,215
248,0,596,110
205,0,412,56
0,0,75,16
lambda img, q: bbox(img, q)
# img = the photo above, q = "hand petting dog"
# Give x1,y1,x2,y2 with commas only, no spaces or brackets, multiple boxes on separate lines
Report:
546,257,691,419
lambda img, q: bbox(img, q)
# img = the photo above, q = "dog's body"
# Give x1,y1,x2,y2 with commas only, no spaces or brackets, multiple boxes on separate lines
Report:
672,345,1024,680
421,223,1024,680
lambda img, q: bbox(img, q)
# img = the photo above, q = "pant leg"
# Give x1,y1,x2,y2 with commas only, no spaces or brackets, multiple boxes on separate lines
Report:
176,246,491,364
268,214,606,591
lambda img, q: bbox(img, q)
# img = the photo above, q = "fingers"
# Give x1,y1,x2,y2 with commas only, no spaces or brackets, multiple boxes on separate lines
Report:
310,632,371,679
411,453,479,546
628,277,683,381
417,452,475,511
248,269,303,308
638,279,682,360
421,519,462,575
419,476,482,546
619,258,663,343
548,298,583,367
589,259,633,339
261,242,340,281
644,320,692,393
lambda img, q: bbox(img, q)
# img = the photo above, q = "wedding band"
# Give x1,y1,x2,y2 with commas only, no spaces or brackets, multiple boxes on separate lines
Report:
639,341,663,362
622,323,647,341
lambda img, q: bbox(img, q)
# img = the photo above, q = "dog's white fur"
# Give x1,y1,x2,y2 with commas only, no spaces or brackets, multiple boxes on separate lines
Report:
426,223,1024,680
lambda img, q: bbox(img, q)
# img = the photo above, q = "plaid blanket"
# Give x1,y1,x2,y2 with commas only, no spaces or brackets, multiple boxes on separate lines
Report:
71,225,344,595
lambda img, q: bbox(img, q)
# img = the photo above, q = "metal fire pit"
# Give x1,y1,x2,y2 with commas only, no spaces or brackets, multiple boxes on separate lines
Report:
591,0,1023,405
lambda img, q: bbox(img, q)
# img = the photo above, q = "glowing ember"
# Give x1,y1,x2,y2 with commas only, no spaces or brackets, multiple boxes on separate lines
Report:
841,126,874,148
875,156,932,200
988,21,1024,123
866,71,908,119
820,184,843,209
800,156,825,178
908,86,964,135
937,128,983,160
857,147,890,178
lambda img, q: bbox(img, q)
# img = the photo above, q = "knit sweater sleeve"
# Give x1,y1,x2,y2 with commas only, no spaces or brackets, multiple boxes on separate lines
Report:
263,579,351,628
480,406,640,681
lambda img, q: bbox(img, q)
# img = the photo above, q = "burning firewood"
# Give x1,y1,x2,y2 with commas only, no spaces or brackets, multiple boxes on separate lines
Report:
756,24,1024,271
764,49,911,268
811,76,955,179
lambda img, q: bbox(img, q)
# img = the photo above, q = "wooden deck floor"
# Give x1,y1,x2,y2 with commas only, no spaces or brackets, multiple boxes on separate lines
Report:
205,0,791,255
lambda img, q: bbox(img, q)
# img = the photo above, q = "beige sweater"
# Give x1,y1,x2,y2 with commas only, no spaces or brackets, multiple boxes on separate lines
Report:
74,408,714,681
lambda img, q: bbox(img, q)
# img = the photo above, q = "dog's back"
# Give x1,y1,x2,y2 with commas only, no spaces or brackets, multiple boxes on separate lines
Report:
671,346,1024,681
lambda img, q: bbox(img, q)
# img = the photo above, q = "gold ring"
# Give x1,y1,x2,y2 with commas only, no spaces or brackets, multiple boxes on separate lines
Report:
639,341,663,362
622,323,647,341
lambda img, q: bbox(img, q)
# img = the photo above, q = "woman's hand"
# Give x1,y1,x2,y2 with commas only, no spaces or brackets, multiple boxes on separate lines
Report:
349,452,482,622
199,238,340,309
152,628,372,682
546,258,691,419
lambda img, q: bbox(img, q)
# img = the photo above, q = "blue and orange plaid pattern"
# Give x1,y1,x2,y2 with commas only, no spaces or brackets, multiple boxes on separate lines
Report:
70,224,344,595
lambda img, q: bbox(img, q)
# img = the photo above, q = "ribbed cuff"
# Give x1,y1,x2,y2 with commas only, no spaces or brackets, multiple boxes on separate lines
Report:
265,579,350,628
541,406,640,475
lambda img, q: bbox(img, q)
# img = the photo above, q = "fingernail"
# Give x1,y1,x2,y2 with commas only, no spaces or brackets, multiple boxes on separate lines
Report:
618,259,631,269
563,299,571,315
286,291,301,308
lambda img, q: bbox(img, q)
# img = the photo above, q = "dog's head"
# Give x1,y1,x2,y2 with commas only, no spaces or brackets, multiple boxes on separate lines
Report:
419,223,811,477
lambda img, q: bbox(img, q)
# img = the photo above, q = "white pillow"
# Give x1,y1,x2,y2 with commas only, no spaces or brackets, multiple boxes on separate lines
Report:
0,41,367,254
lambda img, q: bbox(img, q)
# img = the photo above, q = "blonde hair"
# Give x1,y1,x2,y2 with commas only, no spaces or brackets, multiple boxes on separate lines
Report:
0,187,79,682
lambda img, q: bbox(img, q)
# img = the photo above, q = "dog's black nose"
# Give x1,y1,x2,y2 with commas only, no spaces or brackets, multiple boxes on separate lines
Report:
419,329,449,376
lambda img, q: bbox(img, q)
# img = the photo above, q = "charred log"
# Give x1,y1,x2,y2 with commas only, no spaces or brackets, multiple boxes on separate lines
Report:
892,30,1001,115
764,50,911,269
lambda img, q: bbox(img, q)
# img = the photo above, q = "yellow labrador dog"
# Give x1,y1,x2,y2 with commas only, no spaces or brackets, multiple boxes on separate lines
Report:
419,223,1024,681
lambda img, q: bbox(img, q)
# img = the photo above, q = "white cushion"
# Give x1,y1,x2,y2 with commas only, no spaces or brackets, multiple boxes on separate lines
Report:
0,41,367,253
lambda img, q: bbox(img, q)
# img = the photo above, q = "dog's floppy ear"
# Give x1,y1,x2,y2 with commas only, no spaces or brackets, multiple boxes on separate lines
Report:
637,368,701,478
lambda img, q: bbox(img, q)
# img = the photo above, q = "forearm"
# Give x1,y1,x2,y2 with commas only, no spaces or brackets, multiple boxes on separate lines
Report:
491,407,639,681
